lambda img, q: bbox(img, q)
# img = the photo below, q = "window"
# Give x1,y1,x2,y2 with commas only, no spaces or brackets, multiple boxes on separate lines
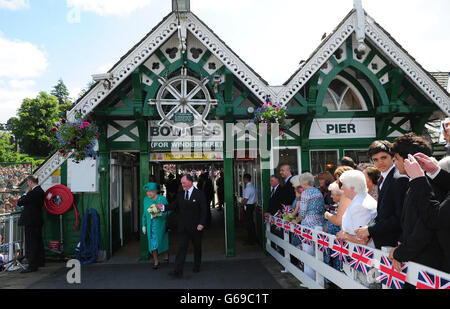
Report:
323,76,367,111
310,150,338,176
344,150,371,165
271,148,301,178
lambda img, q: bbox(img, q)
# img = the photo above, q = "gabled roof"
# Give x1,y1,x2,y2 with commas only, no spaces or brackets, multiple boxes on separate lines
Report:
278,10,450,116
68,11,274,121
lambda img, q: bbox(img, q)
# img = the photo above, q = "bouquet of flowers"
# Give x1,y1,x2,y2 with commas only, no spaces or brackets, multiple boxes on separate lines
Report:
252,96,288,140
281,204,296,221
52,111,99,164
148,204,163,219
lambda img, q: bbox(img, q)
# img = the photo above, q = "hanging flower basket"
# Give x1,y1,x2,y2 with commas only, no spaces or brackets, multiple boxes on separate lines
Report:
251,96,288,140
52,111,99,163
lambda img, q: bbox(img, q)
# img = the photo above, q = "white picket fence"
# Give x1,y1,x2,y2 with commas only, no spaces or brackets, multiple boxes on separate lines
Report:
265,216,450,289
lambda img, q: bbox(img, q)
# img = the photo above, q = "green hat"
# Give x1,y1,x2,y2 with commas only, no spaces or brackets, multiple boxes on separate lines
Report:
143,182,158,191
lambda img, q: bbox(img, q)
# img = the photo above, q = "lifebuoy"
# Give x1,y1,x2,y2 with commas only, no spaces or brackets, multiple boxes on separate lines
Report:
44,185,79,231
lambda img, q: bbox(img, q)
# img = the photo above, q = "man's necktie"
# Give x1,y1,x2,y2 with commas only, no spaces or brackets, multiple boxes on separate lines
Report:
378,176,384,187
185,190,189,201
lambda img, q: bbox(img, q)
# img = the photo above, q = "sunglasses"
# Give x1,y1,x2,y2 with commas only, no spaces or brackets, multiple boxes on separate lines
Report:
338,181,343,189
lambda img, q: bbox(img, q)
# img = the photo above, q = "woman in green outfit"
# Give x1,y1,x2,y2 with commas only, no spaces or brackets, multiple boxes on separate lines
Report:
142,182,170,269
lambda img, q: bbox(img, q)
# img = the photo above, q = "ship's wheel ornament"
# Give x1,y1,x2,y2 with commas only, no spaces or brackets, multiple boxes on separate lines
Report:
150,68,218,130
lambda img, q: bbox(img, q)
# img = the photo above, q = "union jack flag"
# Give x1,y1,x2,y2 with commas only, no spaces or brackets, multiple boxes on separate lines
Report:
301,227,314,245
283,220,292,234
377,255,408,289
416,270,450,290
270,216,275,226
282,204,293,215
347,245,374,275
293,224,302,241
275,218,283,231
317,233,330,253
331,239,350,262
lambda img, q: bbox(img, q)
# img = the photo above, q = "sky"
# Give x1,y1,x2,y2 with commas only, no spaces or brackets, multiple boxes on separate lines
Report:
0,0,449,123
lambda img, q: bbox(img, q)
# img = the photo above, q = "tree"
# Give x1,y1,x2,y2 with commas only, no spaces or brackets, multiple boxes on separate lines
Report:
51,79,73,113
0,133,27,162
10,92,61,157
77,80,96,100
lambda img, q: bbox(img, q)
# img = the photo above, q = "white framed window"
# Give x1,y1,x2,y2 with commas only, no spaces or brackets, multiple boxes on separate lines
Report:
323,75,368,111
270,146,302,177
343,149,371,165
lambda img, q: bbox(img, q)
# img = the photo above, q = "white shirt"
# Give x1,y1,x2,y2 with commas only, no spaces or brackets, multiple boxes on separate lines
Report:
243,182,256,209
184,185,195,200
379,165,395,191
162,186,195,211
271,184,279,197
342,193,378,248
427,167,442,180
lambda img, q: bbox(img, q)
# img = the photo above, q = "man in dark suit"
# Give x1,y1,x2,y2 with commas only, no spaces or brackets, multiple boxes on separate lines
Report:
405,153,450,273
388,134,444,274
278,164,296,209
265,175,283,216
355,140,409,249
17,176,45,273
158,175,207,279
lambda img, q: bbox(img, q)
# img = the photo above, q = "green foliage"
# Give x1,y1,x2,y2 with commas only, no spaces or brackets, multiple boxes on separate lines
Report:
51,79,73,113
0,133,36,165
77,80,97,100
252,98,288,140
9,92,61,157
53,111,99,163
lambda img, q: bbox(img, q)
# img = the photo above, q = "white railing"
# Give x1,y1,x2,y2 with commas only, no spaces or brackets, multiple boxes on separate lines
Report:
0,212,25,271
265,216,450,289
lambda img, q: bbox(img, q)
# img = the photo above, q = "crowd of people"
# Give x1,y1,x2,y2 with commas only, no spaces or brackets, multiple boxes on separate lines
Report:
264,119,450,288
0,164,32,213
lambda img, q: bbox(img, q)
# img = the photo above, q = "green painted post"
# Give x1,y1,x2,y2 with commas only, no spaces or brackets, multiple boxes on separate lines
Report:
139,150,150,260
97,120,111,259
261,131,271,254
223,126,235,257
223,69,235,257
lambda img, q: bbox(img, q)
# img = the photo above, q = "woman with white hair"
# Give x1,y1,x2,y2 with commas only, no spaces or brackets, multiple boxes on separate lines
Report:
292,172,325,280
336,170,377,248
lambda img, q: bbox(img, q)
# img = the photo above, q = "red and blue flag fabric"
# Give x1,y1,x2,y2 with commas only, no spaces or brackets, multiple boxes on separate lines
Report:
331,239,350,262
270,216,275,226
348,245,374,275
264,215,270,224
376,255,408,289
301,227,313,245
416,270,450,290
317,233,330,253
282,204,293,215
275,218,283,231
293,224,302,241
283,220,291,234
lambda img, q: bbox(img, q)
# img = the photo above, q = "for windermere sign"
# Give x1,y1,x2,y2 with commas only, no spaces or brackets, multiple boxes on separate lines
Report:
149,120,224,151
309,118,376,140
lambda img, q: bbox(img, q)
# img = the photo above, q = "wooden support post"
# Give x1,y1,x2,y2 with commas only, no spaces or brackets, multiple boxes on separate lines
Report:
223,69,235,257
98,120,111,259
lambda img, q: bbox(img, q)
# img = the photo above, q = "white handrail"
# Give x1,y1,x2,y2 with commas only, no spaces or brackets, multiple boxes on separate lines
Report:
0,212,24,271
265,216,450,289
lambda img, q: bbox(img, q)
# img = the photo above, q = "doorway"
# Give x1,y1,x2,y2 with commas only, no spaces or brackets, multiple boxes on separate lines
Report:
110,152,141,256
233,155,264,251
149,160,226,256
